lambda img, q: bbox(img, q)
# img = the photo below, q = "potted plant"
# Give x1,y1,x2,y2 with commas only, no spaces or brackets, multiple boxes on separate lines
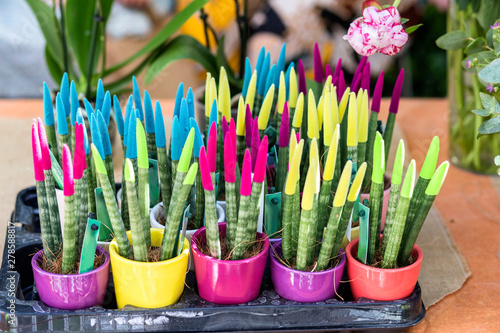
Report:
436,0,500,173
30,119,110,310
92,111,198,308
270,121,366,302
190,131,270,304
346,133,449,301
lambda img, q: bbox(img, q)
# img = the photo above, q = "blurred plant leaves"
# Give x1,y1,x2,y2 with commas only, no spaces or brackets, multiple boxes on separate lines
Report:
145,35,217,86
436,31,470,50
478,58,500,83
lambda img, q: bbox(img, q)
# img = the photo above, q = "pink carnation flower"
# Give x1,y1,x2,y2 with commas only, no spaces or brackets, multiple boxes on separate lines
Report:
343,6,408,57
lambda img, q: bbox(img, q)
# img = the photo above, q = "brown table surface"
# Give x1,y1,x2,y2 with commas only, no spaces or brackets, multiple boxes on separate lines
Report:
1,98,499,332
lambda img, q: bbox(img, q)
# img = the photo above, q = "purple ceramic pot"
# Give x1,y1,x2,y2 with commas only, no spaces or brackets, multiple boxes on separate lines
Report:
191,223,269,304
270,241,346,302
31,247,110,310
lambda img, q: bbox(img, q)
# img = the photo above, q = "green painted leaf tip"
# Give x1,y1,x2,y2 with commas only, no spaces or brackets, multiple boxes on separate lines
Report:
178,128,195,172
91,144,107,175
136,120,148,169
124,158,135,182
426,161,449,196
372,131,385,184
391,139,405,185
400,160,416,199
184,162,198,185
420,136,440,179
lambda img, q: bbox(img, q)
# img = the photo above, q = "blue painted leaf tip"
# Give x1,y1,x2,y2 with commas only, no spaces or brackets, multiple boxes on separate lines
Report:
113,95,125,137
265,64,276,93
43,82,54,126
180,98,190,145
155,101,166,148
256,46,266,75
70,81,79,125
60,73,70,117
209,100,218,129
84,98,94,115
126,114,137,159
190,118,203,158
144,90,155,134
174,82,184,119
56,93,68,135
132,76,143,119
96,78,104,112
275,43,286,86
97,111,112,156
242,57,252,98
102,91,111,126
187,87,195,119
90,114,105,160
258,53,271,96
171,116,182,161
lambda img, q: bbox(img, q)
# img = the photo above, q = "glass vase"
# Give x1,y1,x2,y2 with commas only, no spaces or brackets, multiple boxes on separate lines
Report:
447,3,500,174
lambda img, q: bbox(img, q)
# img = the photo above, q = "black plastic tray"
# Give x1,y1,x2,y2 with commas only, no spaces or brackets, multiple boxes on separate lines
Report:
0,187,425,332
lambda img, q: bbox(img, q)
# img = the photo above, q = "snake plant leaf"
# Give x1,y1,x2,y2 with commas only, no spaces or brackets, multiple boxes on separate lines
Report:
313,43,323,83
96,79,105,112
372,71,384,112
186,87,195,119
154,101,166,148
70,81,79,126
289,66,298,107
97,111,112,156
285,61,294,101
43,82,54,126
126,113,137,159
265,65,276,94
113,95,125,137
144,91,155,134
132,76,144,121
56,93,68,135
199,146,214,191
258,52,271,96
32,121,45,182
170,116,181,161
242,58,253,98
298,59,307,96
190,118,203,158
275,43,287,86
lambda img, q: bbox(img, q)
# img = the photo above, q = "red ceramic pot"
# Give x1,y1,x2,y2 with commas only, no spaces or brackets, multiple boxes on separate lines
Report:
191,222,269,304
346,237,423,301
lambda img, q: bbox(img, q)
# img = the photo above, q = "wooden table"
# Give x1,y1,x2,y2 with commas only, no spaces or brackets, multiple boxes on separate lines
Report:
1,98,499,332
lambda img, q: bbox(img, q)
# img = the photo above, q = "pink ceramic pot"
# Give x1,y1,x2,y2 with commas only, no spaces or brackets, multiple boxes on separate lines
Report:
191,222,269,304
31,247,110,310
346,237,422,301
270,241,346,302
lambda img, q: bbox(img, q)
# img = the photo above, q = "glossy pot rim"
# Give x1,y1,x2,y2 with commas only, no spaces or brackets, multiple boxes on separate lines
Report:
191,222,270,265
109,228,189,267
270,240,346,275
31,246,110,277
345,237,423,272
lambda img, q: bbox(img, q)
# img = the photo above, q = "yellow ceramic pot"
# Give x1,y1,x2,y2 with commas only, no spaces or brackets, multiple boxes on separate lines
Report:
110,228,189,308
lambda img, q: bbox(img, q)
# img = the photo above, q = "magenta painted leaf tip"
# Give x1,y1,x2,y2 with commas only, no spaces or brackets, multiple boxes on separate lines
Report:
62,144,74,196
31,121,44,182
224,132,236,183
207,121,217,173
313,43,323,83
389,69,405,114
73,123,85,180
37,117,51,171
278,103,289,147
253,135,268,183
241,149,252,196
199,146,214,191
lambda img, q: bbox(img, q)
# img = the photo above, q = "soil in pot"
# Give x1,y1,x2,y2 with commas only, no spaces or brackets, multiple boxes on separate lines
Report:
358,246,416,269
37,249,106,274
270,247,342,272
194,235,265,261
